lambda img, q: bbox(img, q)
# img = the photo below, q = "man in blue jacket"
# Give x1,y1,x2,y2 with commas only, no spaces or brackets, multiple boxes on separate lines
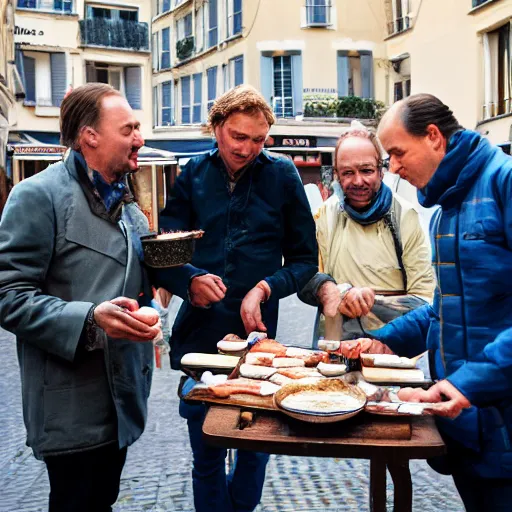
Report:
153,85,318,512
369,93,512,511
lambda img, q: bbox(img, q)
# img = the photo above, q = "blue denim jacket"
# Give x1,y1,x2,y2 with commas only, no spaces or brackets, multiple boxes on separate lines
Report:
153,149,318,368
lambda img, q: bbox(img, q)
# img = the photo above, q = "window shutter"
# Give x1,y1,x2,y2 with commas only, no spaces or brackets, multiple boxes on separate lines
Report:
337,51,349,97
208,0,218,48
193,73,202,123
50,53,67,107
23,56,36,104
291,53,303,116
234,55,243,86
15,48,26,90
360,51,373,99
260,55,273,106
124,67,141,109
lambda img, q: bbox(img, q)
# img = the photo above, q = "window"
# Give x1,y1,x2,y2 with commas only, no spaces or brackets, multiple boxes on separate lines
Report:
86,5,138,21
231,55,244,86
226,0,242,38
483,22,512,118
153,86,158,127
17,0,72,14
388,0,409,35
207,66,217,110
195,4,205,53
193,73,202,123
337,50,373,99
177,12,193,40
181,76,191,124
305,1,332,26
273,56,293,118
154,0,171,16
85,63,142,109
394,80,410,102
162,81,174,126
16,50,67,107
208,0,218,48
161,28,171,69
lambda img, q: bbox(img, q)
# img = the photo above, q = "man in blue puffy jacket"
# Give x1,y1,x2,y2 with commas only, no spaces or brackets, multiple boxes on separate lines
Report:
365,93,512,511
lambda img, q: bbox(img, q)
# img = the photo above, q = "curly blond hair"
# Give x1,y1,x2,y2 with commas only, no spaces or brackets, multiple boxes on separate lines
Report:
206,85,276,133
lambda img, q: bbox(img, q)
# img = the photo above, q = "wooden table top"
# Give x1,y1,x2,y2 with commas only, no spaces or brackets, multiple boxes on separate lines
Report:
203,405,446,461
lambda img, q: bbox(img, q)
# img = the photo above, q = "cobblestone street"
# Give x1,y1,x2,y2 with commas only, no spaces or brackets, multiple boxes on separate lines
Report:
0,297,465,511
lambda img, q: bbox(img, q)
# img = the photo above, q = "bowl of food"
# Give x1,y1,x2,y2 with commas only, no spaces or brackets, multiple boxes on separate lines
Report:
274,378,367,423
141,230,204,268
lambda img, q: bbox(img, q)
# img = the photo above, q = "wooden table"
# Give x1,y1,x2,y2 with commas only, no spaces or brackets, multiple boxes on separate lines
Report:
203,405,446,512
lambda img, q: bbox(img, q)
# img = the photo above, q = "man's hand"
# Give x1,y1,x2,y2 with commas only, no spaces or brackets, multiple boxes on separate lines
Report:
338,338,394,359
94,298,160,342
241,286,267,335
417,380,471,419
317,281,342,317
189,274,227,308
339,287,375,318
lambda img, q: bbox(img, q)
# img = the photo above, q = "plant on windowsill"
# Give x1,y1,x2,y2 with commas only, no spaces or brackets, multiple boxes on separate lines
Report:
176,36,195,61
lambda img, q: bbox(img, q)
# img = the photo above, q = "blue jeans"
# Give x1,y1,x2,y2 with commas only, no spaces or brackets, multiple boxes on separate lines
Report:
179,379,270,512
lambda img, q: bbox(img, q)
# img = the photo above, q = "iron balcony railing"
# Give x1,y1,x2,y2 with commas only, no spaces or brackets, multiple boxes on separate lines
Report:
387,16,410,35
79,18,149,51
305,1,332,27
176,36,194,61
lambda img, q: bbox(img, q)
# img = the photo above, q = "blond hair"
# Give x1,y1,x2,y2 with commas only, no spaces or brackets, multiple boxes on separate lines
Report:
334,120,384,171
206,85,276,133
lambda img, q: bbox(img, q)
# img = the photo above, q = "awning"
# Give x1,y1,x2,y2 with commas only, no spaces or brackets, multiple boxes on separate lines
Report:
146,138,214,156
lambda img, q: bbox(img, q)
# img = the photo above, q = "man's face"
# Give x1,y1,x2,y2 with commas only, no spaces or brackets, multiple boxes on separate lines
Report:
377,113,445,189
214,111,270,174
336,137,382,209
93,95,144,180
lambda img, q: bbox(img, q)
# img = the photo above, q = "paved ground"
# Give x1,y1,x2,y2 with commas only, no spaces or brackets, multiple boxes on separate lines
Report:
0,296,465,511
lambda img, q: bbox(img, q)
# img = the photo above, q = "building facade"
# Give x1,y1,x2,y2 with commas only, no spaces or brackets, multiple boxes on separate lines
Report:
384,0,512,147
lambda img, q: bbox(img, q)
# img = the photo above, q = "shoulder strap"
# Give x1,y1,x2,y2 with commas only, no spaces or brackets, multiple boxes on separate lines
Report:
383,198,407,292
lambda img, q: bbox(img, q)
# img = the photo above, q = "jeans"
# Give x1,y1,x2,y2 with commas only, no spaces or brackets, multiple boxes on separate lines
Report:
428,436,512,512
45,443,127,512
179,378,270,512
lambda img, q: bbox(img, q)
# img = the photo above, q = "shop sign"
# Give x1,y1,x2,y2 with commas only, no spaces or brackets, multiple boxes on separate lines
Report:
266,136,317,148
12,145,65,154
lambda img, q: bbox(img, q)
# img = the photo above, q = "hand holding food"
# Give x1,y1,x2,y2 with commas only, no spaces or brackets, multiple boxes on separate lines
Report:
410,380,471,419
190,274,227,308
339,287,375,318
317,281,342,317
339,338,394,359
240,285,267,334
94,298,160,342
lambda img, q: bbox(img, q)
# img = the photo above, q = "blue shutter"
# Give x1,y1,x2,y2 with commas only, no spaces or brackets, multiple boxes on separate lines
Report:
234,55,243,86
260,55,273,106
207,66,217,109
208,0,218,47
23,56,36,104
161,28,170,69
360,51,373,99
124,67,141,109
291,54,303,116
50,53,67,107
337,51,349,97
181,76,191,124
193,73,202,123
234,0,242,35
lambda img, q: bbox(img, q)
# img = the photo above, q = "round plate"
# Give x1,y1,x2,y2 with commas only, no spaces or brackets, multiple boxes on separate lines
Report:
274,378,367,423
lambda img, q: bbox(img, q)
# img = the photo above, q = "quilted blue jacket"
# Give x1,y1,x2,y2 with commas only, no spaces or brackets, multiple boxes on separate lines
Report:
153,149,318,369
374,131,512,478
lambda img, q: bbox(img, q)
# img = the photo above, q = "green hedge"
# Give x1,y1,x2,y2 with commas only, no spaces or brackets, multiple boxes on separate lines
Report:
304,96,386,120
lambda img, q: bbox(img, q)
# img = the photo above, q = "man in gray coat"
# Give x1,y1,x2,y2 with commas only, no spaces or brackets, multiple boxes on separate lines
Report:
0,83,160,511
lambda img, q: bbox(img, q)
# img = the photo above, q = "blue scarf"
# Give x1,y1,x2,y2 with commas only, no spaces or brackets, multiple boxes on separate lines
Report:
418,130,493,209
341,182,393,225
92,171,129,213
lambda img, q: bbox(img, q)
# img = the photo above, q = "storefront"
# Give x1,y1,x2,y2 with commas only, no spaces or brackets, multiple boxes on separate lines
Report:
6,142,177,233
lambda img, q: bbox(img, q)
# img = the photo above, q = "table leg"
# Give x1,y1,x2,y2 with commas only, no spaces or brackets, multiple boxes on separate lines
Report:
388,460,412,512
369,459,387,512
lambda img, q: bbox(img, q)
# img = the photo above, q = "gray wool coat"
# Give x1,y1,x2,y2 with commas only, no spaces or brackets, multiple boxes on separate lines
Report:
0,150,154,460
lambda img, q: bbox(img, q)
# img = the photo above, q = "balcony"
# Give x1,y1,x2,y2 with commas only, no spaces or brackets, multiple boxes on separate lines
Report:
79,18,149,51
387,16,410,36
305,1,332,27
176,36,194,61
